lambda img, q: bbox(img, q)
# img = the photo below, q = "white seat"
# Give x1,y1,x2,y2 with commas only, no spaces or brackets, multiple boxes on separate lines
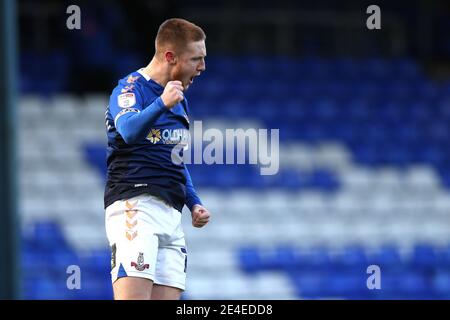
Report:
340,168,374,190
372,167,403,192
247,272,296,300
226,191,265,215
328,192,367,216
293,191,329,215
284,143,316,171
315,142,352,170
264,191,299,213
404,165,441,191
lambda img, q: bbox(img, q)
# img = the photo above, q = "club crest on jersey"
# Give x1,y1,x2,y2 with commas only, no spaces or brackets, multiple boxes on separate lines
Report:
147,128,161,144
131,252,149,271
118,92,136,108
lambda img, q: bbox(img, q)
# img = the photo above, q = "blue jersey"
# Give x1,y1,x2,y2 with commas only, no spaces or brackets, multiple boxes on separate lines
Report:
104,69,201,212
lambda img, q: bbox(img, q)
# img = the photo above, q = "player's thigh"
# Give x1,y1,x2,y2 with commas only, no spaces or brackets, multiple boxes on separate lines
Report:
114,277,154,300
151,284,182,300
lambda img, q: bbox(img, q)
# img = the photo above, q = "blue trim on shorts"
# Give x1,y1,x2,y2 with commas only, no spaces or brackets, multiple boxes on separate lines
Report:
117,263,128,278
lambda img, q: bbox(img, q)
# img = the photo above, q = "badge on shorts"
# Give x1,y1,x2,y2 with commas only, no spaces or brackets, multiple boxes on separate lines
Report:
118,92,136,108
131,252,150,271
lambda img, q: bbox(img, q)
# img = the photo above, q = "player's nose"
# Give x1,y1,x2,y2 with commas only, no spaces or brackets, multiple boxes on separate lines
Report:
197,60,206,72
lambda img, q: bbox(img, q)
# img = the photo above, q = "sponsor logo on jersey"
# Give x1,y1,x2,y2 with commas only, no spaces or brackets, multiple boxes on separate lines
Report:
147,128,161,144
146,128,190,145
118,92,136,108
131,252,149,271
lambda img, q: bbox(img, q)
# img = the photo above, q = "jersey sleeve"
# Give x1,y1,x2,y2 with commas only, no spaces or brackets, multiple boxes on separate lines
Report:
109,85,168,144
184,164,203,211
109,86,145,128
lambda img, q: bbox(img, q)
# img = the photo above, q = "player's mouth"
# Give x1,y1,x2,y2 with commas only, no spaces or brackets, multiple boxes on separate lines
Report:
189,73,201,85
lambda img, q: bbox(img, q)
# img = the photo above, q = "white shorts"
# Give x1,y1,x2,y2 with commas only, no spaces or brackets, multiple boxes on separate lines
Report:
105,193,187,290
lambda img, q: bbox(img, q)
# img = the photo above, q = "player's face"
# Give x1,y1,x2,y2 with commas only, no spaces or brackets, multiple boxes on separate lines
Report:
172,40,206,90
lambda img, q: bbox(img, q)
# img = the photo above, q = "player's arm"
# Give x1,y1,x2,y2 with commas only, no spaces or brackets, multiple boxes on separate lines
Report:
184,164,210,228
184,164,202,210
111,81,184,144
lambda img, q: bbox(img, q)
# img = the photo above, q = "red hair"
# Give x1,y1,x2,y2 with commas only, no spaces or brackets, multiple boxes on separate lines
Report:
155,18,206,56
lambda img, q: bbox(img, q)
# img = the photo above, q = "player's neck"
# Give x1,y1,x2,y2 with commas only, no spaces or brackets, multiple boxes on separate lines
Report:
142,59,170,88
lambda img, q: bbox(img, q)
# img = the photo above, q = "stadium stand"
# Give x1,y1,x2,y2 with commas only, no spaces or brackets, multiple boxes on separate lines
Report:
18,56,450,299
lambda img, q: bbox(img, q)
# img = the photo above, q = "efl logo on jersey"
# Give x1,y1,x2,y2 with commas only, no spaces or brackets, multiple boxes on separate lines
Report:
118,92,136,108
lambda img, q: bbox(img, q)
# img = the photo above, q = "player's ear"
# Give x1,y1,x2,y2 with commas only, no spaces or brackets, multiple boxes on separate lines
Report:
165,51,177,64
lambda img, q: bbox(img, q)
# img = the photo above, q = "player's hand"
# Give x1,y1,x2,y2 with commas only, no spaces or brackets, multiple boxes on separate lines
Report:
161,80,184,109
191,204,210,228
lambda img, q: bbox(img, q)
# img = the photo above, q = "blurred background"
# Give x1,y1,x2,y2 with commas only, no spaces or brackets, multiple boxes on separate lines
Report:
3,0,450,299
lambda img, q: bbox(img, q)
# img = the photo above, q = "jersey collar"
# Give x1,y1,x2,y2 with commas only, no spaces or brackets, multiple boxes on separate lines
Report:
137,68,151,81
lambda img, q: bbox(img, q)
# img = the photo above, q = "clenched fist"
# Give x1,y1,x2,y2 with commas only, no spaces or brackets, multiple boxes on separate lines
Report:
191,204,210,228
161,80,184,109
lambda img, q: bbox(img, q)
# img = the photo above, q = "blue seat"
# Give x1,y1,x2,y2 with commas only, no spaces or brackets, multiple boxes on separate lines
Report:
344,98,372,121
77,274,113,300
433,271,450,299
417,145,445,167
273,170,303,190
427,121,450,141
333,58,359,80
32,220,70,252
310,169,339,191
292,272,327,299
362,58,393,80
439,169,450,188
397,271,431,299
393,58,422,80
436,245,450,268
255,100,280,120
296,247,333,272
352,145,381,166
308,99,338,121
237,247,263,273
267,245,298,271
284,100,308,120
323,273,367,299
24,278,55,300
410,244,438,271
333,246,368,271
407,99,434,121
